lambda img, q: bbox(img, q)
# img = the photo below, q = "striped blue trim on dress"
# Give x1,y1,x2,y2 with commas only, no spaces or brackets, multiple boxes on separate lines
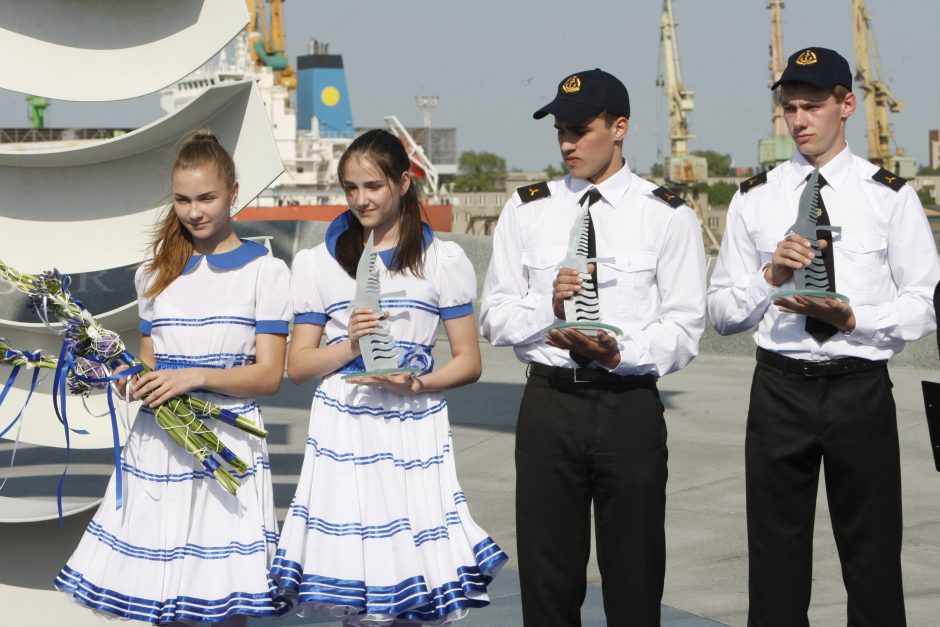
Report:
312,388,446,422
55,565,289,624
294,311,328,325
84,520,267,562
263,529,279,545
439,302,473,320
371,298,440,315
154,352,256,370
140,319,152,335
287,505,461,546
256,319,289,334
122,457,270,484
151,316,255,329
271,536,506,621
324,300,352,316
323,298,448,317
306,436,450,470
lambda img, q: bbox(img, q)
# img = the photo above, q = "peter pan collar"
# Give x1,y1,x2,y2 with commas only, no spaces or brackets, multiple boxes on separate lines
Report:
183,239,268,273
325,210,434,266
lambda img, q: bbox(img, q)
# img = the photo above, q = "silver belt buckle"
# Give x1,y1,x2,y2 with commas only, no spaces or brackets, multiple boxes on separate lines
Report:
573,367,589,383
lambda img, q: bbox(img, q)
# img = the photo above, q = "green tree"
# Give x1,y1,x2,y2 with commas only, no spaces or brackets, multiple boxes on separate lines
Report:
704,181,738,206
544,162,567,179
917,187,936,207
453,151,507,192
691,150,733,176
650,162,664,177
917,165,940,175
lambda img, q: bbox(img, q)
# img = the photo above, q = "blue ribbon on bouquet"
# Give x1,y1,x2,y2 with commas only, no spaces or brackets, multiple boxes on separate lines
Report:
52,341,143,524
68,350,144,517
0,350,44,439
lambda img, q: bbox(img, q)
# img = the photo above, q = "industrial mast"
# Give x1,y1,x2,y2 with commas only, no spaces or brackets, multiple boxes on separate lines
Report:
246,0,297,90
851,0,914,176
758,0,794,169
657,0,718,252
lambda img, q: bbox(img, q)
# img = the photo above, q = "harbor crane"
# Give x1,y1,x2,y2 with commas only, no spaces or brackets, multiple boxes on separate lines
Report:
656,0,719,252
757,0,795,169
246,0,296,90
384,115,441,203
851,0,914,177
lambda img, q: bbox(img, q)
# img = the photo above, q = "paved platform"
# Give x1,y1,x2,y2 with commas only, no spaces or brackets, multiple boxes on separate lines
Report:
2,344,940,625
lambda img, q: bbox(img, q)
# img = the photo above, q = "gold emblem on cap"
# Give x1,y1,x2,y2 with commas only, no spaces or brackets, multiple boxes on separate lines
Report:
796,50,818,66
562,75,581,94
815,207,822,218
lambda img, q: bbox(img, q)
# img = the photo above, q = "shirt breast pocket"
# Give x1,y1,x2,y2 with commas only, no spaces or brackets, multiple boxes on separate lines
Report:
833,233,888,296
599,250,658,312
521,247,564,293
755,233,780,266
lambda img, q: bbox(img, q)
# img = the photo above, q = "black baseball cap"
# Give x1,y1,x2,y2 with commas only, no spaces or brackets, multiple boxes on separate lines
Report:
771,47,853,90
533,68,630,123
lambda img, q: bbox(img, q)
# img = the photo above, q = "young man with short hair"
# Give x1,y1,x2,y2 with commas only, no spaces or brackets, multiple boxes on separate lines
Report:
707,47,940,626
480,68,706,626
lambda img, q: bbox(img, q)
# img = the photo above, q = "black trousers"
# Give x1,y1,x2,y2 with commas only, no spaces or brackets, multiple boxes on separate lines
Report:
515,369,668,627
746,359,905,627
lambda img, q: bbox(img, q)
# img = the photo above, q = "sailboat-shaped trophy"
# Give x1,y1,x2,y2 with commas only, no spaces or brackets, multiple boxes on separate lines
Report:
343,231,422,379
543,198,622,337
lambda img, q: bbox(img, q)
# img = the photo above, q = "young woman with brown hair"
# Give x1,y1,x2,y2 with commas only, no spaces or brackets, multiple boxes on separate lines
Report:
55,132,291,625
273,129,505,625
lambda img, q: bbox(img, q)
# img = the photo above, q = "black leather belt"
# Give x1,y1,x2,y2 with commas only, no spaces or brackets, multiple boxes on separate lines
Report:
527,362,657,388
756,347,886,378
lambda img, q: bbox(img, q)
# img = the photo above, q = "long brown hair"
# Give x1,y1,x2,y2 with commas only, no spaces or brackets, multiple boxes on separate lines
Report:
335,129,427,278
143,131,237,297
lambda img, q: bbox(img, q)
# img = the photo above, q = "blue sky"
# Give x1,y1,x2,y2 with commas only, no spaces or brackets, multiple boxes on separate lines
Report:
1,0,936,172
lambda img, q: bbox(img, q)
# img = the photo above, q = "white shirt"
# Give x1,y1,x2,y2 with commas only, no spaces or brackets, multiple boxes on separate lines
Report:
479,161,706,377
707,145,940,360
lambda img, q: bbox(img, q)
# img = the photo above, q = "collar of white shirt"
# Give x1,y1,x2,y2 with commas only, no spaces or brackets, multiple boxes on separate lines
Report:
788,144,854,192
566,159,634,207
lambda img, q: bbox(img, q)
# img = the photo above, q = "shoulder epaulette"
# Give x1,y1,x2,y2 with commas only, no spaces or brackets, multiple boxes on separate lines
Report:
739,171,767,194
872,167,906,191
516,181,551,204
651,186,683,209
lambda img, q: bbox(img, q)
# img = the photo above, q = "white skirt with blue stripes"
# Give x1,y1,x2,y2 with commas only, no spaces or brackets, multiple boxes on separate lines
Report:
272,376,507,625
55,394,288,624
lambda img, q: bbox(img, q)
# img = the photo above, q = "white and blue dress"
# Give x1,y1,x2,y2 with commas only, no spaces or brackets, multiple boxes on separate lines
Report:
55,240,291,624
272,213,506,625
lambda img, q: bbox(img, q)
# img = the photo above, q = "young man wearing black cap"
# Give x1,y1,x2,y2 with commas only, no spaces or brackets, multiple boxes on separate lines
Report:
480,68,706,626
708,47,940,626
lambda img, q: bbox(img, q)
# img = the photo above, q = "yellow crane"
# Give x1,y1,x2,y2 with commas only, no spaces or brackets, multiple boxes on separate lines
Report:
658,0,706,185
851,0,914,176
657,0,719,252
245,0,296,90
758,0,794,169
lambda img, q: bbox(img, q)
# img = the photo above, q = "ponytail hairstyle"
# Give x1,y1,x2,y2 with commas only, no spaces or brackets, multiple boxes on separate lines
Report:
143,131,237,297
335,129,427,278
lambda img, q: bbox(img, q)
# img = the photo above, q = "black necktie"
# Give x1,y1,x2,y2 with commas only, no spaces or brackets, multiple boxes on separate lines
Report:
805,173,838,342
570,188,603,367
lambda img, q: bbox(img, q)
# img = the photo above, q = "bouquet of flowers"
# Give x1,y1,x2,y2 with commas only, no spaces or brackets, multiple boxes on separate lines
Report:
0,259,267,498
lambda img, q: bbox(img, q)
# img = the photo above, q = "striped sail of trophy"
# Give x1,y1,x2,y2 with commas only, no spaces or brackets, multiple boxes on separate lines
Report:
543,197,622,337
343,232,421,378
772,169,849,303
